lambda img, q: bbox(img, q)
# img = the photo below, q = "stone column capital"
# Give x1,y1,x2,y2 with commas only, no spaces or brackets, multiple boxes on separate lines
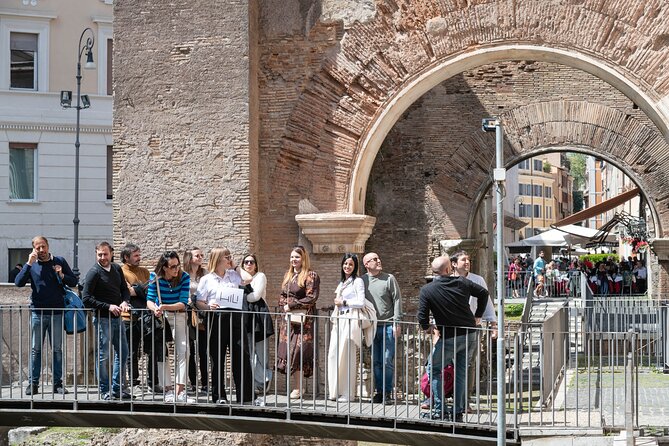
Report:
650,238,669,260
439,239,483,256
295,212,376,254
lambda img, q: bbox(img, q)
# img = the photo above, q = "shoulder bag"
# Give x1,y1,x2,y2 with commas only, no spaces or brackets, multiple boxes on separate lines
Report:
284,279,308,325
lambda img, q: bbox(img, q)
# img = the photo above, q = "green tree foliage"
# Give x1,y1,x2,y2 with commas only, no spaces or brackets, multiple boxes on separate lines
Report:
567,153,587,190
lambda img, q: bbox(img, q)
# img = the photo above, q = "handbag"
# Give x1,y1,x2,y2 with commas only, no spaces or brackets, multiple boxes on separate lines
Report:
359,298,376,330
63,287,87,334
420,363,454,398
287,309,308,325
510,271,517,281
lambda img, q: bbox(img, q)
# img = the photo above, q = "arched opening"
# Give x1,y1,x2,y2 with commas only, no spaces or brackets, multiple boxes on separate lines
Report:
350,45,669,216
360,60,667,308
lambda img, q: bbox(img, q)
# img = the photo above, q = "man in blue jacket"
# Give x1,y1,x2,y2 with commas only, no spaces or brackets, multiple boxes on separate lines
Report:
15,236,77,395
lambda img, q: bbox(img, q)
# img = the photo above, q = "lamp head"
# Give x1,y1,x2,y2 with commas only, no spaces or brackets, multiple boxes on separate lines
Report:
81,95,91,109
60,90,72,108
84,48,96,70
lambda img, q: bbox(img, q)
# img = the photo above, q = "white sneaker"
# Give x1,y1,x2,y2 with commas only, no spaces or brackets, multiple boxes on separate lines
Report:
176,391,193,403
164,390,175,403
337,396,350,403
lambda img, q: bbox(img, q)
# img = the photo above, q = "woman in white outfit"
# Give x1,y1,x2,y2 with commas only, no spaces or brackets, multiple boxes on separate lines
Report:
327,253,366,402
242,253,275,394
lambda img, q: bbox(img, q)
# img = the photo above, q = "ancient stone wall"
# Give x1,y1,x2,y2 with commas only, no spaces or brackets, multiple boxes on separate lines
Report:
112,0,255,258
114,0,669,315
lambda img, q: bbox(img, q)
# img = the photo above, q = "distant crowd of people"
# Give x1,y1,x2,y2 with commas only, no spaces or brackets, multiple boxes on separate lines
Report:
14,235,503,421
506,251,648,298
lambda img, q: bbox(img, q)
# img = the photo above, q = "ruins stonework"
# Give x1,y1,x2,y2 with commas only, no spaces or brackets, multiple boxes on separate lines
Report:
114,0,669,310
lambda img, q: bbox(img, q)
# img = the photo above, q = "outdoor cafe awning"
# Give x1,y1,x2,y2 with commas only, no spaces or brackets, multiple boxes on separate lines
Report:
553,187,640,227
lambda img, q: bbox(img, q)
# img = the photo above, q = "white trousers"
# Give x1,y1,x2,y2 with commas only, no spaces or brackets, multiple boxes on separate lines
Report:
158,311,189,388
327,316,359,399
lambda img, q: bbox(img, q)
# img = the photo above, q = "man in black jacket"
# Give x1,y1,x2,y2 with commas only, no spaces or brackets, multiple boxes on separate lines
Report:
82,241,132,400
417,256,489,421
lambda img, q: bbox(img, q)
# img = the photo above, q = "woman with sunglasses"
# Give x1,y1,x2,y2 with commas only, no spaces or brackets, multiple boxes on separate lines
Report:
277,246,320,399
196,247,255,404
147,251,190,403
241,253,275,394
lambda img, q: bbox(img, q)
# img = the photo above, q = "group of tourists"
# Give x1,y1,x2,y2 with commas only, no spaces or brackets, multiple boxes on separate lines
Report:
507,251,648,298
13,236,407,407
15,235,501,422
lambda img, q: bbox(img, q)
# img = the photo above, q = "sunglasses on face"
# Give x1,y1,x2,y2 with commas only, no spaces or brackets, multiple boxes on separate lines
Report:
166,263,180,270
243,260,256,265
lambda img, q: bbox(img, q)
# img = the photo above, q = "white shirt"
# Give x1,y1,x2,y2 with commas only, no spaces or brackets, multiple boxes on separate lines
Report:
246,272,267,303
196,269,242,305
465,272,497,323
335,276,366,310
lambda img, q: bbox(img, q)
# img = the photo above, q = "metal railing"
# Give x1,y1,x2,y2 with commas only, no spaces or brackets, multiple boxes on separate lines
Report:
498,269,583,300
0,304,667,435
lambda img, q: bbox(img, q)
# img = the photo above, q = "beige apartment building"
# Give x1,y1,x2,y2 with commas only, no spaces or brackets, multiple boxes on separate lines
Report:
513,153,573,240
0,0,112,281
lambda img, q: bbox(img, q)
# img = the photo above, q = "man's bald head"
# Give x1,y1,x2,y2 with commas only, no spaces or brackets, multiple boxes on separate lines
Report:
431,256,451,276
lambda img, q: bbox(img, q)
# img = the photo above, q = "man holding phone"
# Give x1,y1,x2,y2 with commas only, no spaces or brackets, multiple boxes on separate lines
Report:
15,236,77,395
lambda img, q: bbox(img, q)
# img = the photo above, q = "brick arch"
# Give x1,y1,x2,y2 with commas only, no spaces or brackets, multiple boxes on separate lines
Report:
276,0,669,218
464,100,668,237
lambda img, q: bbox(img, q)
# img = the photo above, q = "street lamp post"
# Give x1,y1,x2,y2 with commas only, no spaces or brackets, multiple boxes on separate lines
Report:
482,118,506,446
60,28,96,280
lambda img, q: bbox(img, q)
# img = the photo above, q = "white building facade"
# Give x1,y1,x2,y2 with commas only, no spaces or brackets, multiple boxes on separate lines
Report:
0,0,112,281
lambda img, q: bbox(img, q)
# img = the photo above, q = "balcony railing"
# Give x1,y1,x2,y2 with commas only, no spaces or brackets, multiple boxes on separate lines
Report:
0,302,666,434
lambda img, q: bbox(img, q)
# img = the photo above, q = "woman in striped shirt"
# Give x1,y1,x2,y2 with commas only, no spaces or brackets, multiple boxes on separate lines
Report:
147,251,190,403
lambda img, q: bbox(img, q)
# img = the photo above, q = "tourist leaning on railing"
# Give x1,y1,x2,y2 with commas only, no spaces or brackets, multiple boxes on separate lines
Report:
195,247,255,405
82,241,132,401
147,251,190,403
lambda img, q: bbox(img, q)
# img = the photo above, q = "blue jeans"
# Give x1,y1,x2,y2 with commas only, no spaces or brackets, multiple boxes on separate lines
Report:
430,331,477,415
30,310,63,387
94,316,129,394
372,323,395,394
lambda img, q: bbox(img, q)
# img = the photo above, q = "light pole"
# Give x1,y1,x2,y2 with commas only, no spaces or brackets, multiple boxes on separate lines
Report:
60,28,96,280
482,118,506,446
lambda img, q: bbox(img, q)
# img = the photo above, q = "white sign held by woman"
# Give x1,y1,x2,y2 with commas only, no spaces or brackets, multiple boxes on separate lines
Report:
213,287,245,310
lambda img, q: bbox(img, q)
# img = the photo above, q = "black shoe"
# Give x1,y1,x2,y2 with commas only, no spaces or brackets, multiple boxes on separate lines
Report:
421,410,463,421
372,393,383,403
383,393,394,405
112,391,133,400
54,385,68,395
25,384,38,395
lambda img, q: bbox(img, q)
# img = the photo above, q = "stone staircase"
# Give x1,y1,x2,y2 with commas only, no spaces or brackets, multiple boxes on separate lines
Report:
519,297,569,389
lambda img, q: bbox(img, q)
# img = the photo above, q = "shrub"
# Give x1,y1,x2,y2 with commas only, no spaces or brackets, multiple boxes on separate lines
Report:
579,253,620,264
505,303,524,318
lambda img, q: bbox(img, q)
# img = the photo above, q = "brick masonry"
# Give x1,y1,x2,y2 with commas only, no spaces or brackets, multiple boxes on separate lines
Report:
114,1,669,318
